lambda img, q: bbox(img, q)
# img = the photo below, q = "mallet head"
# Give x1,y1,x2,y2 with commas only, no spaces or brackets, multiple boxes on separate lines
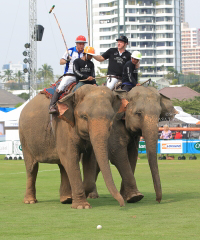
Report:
49,5,55,14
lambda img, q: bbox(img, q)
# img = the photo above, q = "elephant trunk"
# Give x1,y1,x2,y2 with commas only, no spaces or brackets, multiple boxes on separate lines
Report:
142,117,162,203
89,119,125,207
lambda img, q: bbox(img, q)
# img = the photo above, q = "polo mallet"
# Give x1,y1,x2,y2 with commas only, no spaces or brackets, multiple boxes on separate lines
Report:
79,76,107,82
141,78,151,86
49,5,71,60
85,0,90,45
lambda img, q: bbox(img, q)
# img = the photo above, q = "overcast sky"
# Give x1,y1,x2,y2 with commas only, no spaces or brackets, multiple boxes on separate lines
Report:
0,0,199,75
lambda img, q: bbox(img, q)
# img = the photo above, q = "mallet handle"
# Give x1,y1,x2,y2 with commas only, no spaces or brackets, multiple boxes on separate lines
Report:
49,5,70,58
141,78,151,86
53,13,69,54
79,76,107,82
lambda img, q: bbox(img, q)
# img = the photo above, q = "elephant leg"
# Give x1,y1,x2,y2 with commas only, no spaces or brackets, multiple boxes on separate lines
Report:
59,144,91,209
58,164,72,204
82,150,100,199
87,164,100,199
110,147,141,203
24,161,39,204
128,137,140,175
125,137,144,203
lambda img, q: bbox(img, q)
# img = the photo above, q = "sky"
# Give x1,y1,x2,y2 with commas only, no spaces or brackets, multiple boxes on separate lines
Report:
0,0,199,75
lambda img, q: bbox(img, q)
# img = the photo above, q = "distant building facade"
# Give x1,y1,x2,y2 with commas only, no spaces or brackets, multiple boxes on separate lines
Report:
87,0,182,77
181,22,200,75
180,0,185,23
2,63,27,74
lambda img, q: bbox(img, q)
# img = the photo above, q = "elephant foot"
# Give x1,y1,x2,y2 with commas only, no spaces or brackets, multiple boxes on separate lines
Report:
127,193,144,203
71,201,91,209
24,197,38,204
60,196,72,204
87,191,99,199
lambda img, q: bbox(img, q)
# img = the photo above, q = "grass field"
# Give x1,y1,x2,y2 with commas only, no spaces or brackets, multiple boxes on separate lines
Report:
0,155,200,240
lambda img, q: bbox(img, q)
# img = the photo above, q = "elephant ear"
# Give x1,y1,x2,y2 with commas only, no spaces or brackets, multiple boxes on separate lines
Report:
159,93,178,121
57,92,75,127
112,92,129,120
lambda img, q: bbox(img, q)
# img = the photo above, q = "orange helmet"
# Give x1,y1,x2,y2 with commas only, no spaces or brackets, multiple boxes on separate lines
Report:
75,35,87,43
84,46,96,56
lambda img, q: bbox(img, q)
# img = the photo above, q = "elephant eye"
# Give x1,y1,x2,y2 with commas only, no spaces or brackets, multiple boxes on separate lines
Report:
135,111,142,116
80,114,88,121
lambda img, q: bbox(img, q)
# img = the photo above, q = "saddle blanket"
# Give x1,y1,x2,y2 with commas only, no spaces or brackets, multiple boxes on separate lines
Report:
40,78,76,100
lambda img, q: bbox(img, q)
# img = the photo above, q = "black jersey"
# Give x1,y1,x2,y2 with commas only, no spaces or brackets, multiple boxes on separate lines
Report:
73,58,96,84
122,60,138,87
102,48,131,77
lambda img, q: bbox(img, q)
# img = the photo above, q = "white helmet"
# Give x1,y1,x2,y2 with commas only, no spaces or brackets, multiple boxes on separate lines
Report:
131,51,142,60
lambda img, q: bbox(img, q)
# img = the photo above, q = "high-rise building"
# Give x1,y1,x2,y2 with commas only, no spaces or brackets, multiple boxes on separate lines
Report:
180,0,185,23
2,63,27,74
181,22,200,75
87,0,182,77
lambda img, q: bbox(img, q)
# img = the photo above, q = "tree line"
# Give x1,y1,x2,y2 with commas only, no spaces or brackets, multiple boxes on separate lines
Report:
0,64,55,90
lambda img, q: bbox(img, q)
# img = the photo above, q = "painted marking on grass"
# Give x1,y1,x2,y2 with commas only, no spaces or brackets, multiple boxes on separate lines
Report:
0,163,25,166
137,162,183,165
0,169,59,176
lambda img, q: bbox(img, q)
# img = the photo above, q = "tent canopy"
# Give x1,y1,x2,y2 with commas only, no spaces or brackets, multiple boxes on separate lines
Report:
0,100,29,122
174,106,200,125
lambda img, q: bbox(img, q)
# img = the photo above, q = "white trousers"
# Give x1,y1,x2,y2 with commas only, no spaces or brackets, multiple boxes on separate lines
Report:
106,77,119,90
57,76,76,92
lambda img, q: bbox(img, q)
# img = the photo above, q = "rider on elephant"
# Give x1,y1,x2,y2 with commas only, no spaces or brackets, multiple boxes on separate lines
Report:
93,35,133,90
49,35,87,114
73,46,96,91
121,51,142,92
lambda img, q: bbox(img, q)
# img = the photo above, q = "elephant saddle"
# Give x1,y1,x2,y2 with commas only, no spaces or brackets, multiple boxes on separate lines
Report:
40,76,76,100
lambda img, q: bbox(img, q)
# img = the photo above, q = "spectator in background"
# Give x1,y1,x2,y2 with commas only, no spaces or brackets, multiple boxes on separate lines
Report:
174,124,183,139
160,124,173,140
160,124,174,160
138,136,145,159
140,136,144,141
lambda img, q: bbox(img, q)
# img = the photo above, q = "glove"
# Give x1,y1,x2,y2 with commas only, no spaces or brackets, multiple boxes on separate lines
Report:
62,51,71,61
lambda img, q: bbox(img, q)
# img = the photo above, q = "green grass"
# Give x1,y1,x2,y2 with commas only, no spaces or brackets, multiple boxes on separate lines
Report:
0,156,200,240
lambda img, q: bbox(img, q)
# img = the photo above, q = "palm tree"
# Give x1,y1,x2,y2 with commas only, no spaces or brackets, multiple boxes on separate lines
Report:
14,71,25,84
1,69,13,82
37,64,53,81
37,64,54,88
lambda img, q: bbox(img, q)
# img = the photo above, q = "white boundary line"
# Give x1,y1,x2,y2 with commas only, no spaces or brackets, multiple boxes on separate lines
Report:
0,162,185,176
137,162,183,165
0,169,59,176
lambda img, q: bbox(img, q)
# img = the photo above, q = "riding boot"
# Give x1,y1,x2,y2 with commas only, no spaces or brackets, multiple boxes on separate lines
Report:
49,90,62,114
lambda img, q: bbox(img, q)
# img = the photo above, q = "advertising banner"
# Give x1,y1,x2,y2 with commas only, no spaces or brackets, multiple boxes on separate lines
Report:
160,140,183,154
187,140,200,154
0,141,13,154
138,141,146,153
13,141,23,155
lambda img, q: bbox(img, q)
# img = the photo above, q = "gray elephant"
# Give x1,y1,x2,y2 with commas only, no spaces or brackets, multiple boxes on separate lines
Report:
84,86,177,203
19,85,125,209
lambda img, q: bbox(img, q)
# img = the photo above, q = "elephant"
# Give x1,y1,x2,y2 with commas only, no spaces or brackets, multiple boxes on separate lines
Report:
84,86,177,203
19,85,125,209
